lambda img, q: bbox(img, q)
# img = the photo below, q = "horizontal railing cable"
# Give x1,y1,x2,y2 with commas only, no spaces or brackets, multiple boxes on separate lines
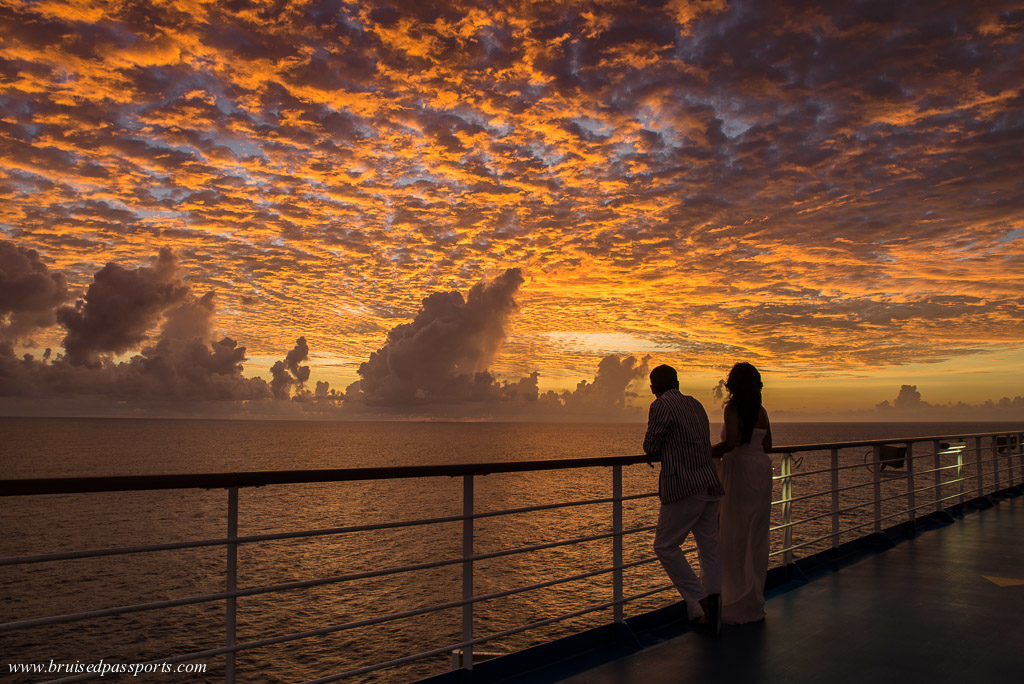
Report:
767,488,982,558
913,462,965,477
0,493,646,568
771,479,973,537
771,506,919,558
771,477,879,506
770,503,862,532
775,459,884,479
769,495,890,533
0,523,658,633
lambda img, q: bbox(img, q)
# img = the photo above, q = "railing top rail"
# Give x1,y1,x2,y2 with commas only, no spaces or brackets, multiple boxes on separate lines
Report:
1,430,1019,497
0,454,657,496
766,430,1021,454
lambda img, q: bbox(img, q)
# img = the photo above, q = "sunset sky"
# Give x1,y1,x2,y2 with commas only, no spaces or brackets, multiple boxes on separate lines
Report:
1,0,1023,419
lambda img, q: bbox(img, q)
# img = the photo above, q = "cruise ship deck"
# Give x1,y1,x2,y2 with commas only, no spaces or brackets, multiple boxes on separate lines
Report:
501,492,1024,683
4,431,1021,683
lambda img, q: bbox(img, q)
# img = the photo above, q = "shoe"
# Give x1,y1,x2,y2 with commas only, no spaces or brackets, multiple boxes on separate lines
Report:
688,614,708,636
687,600,707,630
698,593,722,636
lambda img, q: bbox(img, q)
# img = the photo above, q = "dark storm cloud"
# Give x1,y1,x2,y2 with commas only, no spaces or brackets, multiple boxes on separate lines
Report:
0,240,68,343
109,292,270,400
552,354,651,415
874,383,1024,420
0,246,271,402
57,248,189,366
713,378,727,401
341,268,649,417
349,268,525,405
270,336,311,399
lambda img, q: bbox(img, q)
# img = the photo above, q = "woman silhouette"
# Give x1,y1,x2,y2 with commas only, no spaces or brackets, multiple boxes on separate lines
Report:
712,362,772,624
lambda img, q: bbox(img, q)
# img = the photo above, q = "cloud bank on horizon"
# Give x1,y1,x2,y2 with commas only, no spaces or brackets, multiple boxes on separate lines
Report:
2,244,1020,421
0,0,1023,412
0,245,655,417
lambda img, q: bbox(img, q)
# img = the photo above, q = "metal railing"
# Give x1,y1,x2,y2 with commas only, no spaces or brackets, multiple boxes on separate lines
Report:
1,431,1022,682
769,432,1023,564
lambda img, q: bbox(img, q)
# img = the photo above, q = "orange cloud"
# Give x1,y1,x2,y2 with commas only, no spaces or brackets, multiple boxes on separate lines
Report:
0,0,1021,413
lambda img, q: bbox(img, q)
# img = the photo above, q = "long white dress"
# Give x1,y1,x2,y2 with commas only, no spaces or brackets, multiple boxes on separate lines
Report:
718,426,772,624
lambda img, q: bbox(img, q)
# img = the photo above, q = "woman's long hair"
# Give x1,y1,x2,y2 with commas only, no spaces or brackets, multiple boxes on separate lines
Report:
725,362,763,445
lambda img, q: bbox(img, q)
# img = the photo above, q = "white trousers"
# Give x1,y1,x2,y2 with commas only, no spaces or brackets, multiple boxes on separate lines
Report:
653,493,722,619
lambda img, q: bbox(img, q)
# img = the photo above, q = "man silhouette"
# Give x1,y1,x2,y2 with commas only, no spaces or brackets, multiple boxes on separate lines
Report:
643,364,723,634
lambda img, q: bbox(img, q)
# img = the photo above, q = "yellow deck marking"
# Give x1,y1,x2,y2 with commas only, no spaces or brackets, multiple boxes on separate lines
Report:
983,575,1024,587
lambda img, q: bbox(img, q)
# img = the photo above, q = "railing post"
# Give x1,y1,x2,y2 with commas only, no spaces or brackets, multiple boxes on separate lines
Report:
975,436,984,497
1007,434,1014,486
226,487,238,684
461,475,474,670
612,465,623,623
872,446,882,533
958,442,965,504
932,439,943,512
905,442,915,526
992,436,1000,490
1019,433,1024,485
781,452,793,564
1019,432,1024,485
830,448,839,548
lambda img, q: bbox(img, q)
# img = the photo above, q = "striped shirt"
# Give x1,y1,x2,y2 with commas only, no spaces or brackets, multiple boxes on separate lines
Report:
643,389,724,503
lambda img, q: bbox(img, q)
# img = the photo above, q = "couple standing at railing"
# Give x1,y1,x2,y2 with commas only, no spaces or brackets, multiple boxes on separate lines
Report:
643,362,771,636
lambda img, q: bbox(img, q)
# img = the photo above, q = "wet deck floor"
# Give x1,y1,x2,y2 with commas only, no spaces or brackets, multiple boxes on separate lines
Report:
558,495,1024,684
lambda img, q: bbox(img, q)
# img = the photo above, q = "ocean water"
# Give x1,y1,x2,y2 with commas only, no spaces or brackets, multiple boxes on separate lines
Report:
2,418,1022,682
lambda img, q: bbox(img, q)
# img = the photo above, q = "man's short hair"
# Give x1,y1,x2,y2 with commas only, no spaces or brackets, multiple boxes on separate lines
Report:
649,364,679,394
